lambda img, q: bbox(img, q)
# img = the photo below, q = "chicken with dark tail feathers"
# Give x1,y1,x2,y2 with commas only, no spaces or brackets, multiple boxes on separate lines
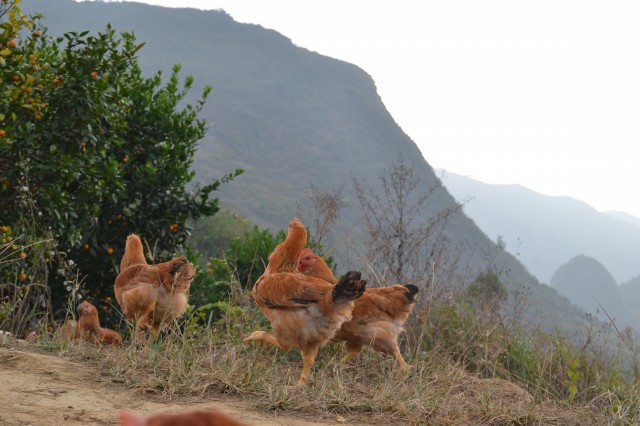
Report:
244,218,367,388
299,248,419,371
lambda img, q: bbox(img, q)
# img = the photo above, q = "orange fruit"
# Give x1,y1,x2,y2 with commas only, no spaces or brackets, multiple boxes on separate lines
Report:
106,248,114,255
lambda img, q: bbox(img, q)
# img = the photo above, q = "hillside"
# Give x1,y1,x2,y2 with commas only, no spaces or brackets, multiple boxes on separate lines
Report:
620,275,640,325
440,170,640,284
22,0,592,334
606,210,640,229
550,255,637,329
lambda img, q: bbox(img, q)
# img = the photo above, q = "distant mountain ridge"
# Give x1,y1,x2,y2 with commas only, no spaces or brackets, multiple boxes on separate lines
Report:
23,0,596,334
551,255,637,329
606,211,640,229
440,170,640,284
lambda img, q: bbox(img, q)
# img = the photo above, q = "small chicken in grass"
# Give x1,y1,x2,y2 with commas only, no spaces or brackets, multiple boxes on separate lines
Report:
119,409,247,426
114,234,195,343
56,301,122,345
244,218,367,388
298,248,419,371
78,300,123,345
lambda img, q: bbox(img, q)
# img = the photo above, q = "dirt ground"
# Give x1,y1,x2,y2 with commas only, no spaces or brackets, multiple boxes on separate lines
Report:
0,343,360,426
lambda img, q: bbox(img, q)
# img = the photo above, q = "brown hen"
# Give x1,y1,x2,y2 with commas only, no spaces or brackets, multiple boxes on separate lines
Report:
78,300,123,345
114,234,195,343
298,248,419,371
244,218,367,388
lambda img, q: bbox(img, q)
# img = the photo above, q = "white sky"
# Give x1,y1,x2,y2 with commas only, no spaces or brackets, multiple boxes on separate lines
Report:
102,1,640,218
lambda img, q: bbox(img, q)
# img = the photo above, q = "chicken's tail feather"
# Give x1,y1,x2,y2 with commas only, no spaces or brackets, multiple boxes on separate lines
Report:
333,270,367,301
403,284,419,301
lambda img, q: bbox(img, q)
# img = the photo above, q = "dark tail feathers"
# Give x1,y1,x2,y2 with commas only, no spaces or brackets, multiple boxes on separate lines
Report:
403,284,419,301
333,270,367,301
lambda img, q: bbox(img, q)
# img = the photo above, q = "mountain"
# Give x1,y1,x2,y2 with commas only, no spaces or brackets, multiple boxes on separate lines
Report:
440,170,640,284
550,255,637,329
22,0,593,334
620,276,640,325
606,211,640,229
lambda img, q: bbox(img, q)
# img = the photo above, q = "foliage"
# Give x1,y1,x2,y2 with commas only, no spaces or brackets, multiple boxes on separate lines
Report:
187,208,253,259
220,225,286,289
466,269,507,309
0,3,240,331
412,288,638,413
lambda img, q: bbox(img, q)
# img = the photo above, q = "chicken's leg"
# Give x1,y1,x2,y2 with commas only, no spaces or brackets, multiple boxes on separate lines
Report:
243,330,283,349
392,346,410,372
341,341,363,364
293,345,319,389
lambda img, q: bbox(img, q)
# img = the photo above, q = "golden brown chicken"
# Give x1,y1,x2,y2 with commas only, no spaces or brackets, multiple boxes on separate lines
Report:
264,218,308,274
119,409,247,426
114,234,195,343
120,233,148,270
244,218,367,388
78,300,123,345
297,248,338,284
298,249,419,371
55,301,122,345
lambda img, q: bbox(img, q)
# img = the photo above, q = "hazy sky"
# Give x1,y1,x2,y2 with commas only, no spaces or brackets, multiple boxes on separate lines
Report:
97,1,640,218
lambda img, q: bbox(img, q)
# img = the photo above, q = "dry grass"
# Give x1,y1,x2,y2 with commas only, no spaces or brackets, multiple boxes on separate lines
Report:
31,315,617,426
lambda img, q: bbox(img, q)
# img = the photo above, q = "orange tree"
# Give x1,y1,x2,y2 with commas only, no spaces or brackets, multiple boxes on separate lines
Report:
0,3,240,331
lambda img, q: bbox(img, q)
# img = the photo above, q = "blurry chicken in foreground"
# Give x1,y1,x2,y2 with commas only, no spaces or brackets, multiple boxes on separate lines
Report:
119,409,247,426
244,218,367,388
298,248,419,371
114,234,195,343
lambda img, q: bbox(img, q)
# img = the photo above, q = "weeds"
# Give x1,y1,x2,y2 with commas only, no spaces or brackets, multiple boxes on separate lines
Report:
3,242,640,424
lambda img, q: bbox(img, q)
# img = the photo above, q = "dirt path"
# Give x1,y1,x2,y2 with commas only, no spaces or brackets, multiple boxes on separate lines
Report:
0,344,355,426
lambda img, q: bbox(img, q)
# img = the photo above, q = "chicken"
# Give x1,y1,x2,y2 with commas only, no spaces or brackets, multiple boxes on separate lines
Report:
54,301,122,345
114,234,195,343
77,300,123,345
263,218,308,274
298,249,419,371
119,409,247,426
120,233,149,270
244,218,367,388
297,248,338,284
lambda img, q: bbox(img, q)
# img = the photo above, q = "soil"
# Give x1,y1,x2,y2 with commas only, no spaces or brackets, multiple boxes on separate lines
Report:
0,342,358,426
